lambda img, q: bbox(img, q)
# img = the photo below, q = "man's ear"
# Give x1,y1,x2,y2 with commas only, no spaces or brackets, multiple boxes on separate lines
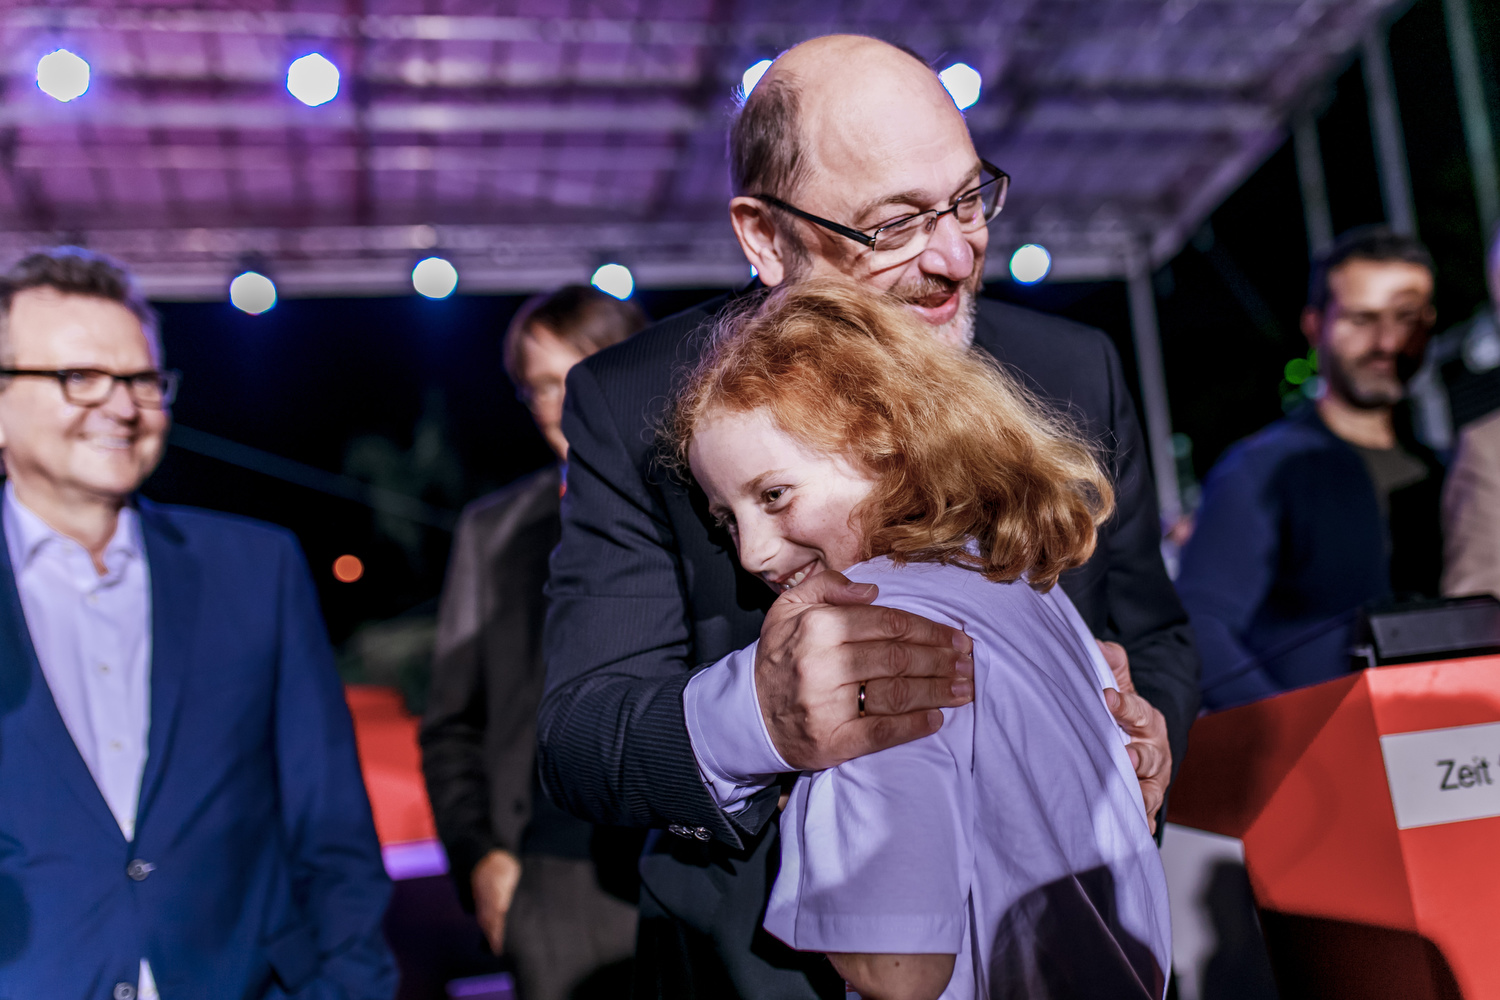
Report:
729,197,790,287
1300,306,1323,349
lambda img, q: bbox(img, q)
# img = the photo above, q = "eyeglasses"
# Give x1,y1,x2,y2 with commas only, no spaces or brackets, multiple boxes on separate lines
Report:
0,368,181,409
753,159,1009,263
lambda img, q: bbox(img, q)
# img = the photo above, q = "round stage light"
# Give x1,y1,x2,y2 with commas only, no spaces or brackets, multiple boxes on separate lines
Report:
287,53,340,107
591,263,634,300
741,58,773,99
939,62,982,111
333,554,364,583
412,256,458,299
36,49,91,103
1009,244,1052,284
229,271,277,314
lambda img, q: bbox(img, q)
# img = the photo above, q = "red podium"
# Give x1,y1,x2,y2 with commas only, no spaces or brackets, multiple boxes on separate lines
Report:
1170,656,1500,999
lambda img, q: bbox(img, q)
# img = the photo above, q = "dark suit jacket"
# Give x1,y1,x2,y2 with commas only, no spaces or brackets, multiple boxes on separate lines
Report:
1178,403,1444,710
538,292,1200,996
420,466,601,903
0,499,395,1000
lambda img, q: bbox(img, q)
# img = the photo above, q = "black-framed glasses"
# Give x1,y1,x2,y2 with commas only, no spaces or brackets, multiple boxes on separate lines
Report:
753,159,1010,259
0,368,181,409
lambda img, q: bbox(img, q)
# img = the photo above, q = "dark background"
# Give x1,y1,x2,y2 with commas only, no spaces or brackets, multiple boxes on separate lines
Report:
138,0,1500,651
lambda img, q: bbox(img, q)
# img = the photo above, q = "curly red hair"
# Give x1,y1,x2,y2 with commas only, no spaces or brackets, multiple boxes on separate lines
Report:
667,279,1115,590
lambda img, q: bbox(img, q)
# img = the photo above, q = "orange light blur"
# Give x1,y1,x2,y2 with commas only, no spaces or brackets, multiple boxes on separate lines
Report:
333,554,364,583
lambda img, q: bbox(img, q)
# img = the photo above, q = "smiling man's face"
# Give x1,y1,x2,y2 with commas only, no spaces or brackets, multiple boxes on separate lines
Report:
742,37,989,347
0,288,168,510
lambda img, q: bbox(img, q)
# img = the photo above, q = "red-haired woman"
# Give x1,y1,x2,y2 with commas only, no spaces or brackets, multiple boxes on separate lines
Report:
666,279,1171,1000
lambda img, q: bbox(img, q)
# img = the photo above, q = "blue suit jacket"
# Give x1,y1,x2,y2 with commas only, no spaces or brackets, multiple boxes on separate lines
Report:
1177,404,1444,711
0,499,395,1000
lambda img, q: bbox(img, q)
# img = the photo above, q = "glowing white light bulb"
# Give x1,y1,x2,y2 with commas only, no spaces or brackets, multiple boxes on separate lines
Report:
591,263,634,300
412,257,458,299
229,271,277,314
741,59,773,99
939,62,982,111
1009,244,1052,284
287,53,340,107
36,49,91,103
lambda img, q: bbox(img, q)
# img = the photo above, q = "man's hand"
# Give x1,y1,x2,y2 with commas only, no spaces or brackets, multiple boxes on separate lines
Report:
756,570,975,772
471,849,523,955
1097,640,1171,833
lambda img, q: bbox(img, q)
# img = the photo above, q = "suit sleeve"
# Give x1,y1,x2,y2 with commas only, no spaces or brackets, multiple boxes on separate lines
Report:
1174,456,1285,711
273,534,397,1000
1096,340,1202,775
1442,416,1500,599
537,361,766,847
419,507,504,908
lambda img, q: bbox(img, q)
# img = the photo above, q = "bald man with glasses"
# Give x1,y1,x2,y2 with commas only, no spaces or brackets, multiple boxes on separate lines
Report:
539,36,1199,998
0,247,394,1000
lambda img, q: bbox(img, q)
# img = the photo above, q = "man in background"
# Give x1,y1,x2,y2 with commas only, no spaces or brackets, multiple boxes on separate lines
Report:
1179,226,1443,711
1442,227,1500,599
0,247,394,998
421,286,645,1000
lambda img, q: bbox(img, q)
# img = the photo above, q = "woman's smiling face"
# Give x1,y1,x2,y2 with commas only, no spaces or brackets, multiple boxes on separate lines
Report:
688,407,876,593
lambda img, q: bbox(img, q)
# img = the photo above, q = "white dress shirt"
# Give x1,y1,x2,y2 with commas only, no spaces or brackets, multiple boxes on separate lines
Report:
3,483,161,1000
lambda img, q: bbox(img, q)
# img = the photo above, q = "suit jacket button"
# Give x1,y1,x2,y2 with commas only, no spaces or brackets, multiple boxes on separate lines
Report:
126,859,155,881
666,823,688,838
114,984,137,1000
692,827,711,841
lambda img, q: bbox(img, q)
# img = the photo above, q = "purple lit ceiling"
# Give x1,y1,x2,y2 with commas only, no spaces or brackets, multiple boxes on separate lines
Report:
0,1,1409,297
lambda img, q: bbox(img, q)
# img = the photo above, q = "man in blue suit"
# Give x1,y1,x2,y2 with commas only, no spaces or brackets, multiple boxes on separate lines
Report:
0,247,395,1000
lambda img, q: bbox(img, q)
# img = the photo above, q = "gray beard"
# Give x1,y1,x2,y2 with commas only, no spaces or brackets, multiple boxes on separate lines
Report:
939,288,979,348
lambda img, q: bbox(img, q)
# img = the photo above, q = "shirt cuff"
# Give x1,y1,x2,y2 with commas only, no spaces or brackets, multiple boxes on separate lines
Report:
683,640,790,814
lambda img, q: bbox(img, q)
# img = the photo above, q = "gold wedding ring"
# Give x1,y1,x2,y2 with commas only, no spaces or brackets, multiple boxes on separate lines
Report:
858,682,867,718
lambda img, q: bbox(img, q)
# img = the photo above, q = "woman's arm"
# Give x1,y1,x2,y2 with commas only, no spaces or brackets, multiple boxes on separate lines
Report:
829,952,956,1000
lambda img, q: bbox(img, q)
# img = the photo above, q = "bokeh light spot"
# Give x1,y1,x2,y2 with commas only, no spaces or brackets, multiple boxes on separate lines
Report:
939,63,982,111
229,271,277,314
412,256,459,299
287,53,340,107
1009,244,1052,284
37,49,91,103
333,554,364,583
741,59,773,100
591,263,634,300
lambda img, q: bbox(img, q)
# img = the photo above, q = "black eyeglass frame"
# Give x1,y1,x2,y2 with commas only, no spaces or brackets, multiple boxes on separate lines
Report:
0,368,181,408
752,159,1010,251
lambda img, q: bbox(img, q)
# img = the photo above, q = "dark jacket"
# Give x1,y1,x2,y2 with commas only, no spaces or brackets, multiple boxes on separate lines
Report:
420,468,568,893
1177,404,1444,711
536,291,1201,998
420,467,643,909
0,500,395,1000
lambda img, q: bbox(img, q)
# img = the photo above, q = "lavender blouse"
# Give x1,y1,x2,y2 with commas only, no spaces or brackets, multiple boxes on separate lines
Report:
762,556,1172,1000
